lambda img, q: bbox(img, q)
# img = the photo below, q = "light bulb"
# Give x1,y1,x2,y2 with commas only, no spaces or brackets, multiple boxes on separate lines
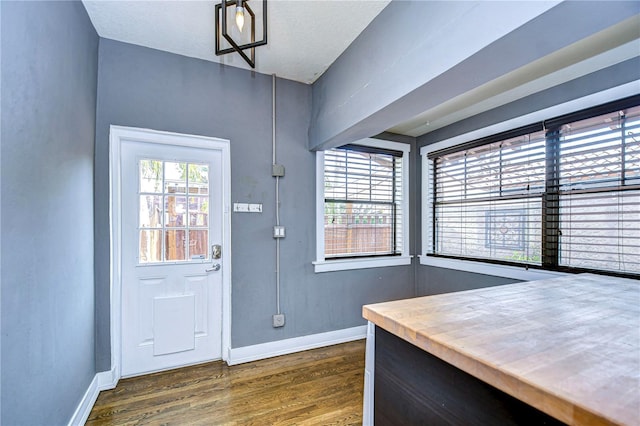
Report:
235,5,245,32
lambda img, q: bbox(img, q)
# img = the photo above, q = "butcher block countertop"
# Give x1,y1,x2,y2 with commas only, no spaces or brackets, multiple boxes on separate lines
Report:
363,273,640,425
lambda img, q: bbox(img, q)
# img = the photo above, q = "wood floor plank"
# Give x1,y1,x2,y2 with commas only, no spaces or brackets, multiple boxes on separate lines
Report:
87,340,365,425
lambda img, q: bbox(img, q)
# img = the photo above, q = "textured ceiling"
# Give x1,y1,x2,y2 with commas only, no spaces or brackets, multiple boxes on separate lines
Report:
82,0,391,84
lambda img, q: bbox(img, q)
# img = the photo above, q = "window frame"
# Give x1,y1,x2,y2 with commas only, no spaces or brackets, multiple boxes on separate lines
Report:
136,158,212,266
420,84,639,281
314,138,411,273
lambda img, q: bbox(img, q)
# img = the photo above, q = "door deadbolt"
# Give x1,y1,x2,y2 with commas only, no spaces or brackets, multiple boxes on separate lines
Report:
212,244,222,259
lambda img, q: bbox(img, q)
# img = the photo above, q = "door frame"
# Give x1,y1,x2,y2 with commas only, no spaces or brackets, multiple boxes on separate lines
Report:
108,125,232,382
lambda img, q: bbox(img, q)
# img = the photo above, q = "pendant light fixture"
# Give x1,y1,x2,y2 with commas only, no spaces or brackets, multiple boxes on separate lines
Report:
215,0,267,68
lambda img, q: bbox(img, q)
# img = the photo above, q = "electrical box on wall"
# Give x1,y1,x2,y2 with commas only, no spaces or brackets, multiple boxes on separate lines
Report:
272,164,285,177
272,313,285,327
273,225,285,238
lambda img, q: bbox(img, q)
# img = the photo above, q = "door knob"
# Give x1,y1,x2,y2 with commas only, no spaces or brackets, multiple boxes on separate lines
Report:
206,263,221,272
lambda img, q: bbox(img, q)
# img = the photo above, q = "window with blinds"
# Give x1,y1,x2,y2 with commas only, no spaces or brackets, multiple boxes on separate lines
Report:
324,144,403,259
428,96,639,276
555,105,640,274
432,129,546,265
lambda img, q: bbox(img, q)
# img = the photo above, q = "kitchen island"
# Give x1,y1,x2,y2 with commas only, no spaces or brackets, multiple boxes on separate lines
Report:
362,274,639,425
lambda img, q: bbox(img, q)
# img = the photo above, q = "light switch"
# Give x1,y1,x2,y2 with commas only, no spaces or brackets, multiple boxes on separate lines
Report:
233,203,249,212
234,202,262,213
249,203,262,213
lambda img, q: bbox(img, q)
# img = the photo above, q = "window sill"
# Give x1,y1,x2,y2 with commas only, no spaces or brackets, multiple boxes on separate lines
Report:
313,256,413,273
418,255,568,281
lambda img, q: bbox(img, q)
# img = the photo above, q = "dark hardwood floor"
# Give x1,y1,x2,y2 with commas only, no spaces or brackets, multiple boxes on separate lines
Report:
87,340,365,425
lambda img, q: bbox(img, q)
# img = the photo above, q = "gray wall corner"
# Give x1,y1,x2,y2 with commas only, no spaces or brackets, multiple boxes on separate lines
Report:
1,1,98,424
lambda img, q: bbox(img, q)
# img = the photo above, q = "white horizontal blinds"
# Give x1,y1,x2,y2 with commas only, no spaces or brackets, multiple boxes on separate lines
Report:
324,145,402,258
433,131,546,264
557,105,640,274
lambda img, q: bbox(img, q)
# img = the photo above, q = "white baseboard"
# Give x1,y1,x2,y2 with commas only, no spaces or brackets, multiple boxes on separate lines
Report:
227,325,367,366
97,366,119,390
68,368,118,426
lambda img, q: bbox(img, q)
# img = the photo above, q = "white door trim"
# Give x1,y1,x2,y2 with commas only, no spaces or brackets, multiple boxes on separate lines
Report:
108,125,232,383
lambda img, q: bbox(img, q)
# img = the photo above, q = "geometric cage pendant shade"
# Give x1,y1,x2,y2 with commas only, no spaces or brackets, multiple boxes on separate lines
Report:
215,0,268,68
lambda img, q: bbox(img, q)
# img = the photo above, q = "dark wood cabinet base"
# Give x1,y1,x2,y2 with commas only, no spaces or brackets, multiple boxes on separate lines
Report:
374,327,565,425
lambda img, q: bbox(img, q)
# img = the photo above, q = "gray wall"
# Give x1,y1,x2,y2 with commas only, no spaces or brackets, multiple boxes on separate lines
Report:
309,1,639,151
417,59,640,147
1,1,98,424
94,40,416,370
417,267,520,296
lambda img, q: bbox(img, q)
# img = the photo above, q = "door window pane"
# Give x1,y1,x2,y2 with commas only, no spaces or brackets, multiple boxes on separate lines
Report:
165,196,187,227
189,230,209,259
189,163,209,195
139,195,163,228
140,230,162,263
165,230,186,261
189,196,208,226
140,160,163,193
165,161,187,194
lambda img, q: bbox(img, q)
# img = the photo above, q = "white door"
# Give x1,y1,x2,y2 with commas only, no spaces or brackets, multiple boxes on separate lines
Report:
120,139,225,377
